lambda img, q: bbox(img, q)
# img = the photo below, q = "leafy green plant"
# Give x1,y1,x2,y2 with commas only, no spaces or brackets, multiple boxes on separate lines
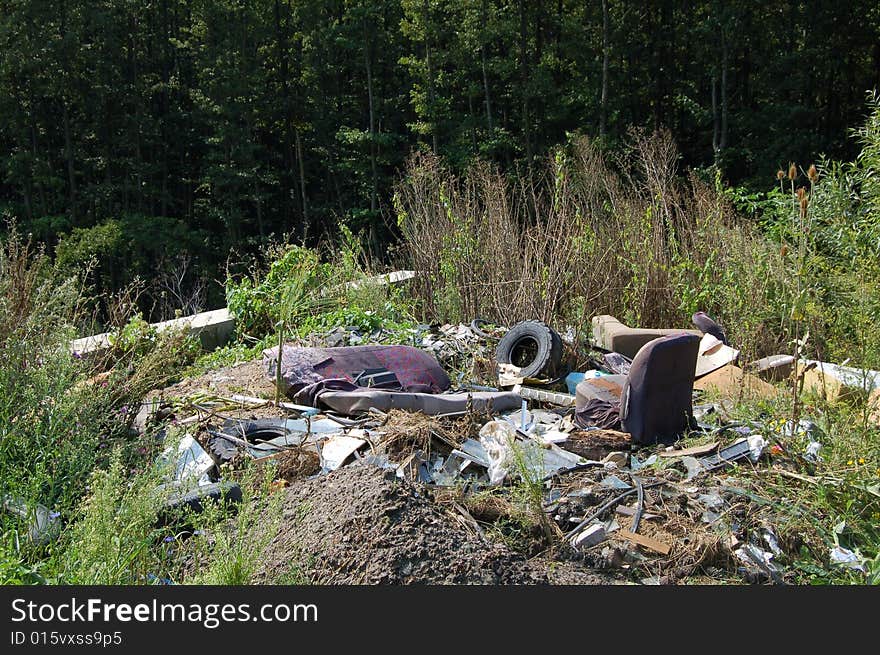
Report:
186,463,284,585
507,439,556,545
226,245,331,338
58,448,170,585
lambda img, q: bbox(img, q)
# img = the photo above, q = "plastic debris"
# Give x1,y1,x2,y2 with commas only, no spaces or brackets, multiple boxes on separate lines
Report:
630,453,657,471
1,496,61,546
804,441,823,462
599,475,632,490
762,528,783,556
735,543,780,578
571,524,607,549
780,419,823,440
682,456,705,480
698,439,753,471
538,430,570,445
746,435,767,462
479,420,517,485
698,492,724,510
829,546,866,573
160,434,215,485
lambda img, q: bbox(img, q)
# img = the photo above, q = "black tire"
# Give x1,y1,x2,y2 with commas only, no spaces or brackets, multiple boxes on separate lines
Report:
210,418,294,462
470,318,498,340
495,320,563,379
158,481,243,525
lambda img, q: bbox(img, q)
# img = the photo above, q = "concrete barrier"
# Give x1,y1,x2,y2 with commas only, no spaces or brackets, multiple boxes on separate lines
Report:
71,307,236,357
69,269,416,358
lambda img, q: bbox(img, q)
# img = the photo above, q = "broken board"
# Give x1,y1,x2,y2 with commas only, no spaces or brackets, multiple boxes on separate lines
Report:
618,530,671,555
659,441,719,458
564,429,632,461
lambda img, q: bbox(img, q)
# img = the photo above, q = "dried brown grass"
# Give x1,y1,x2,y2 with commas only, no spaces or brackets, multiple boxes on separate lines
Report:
395,131,788,359
377,409,483,458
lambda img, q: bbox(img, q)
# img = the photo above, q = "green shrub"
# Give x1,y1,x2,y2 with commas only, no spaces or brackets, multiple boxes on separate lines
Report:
184,463,284,585
226,244,331,337
0,229,203,584
226,240,417,342
58,449,169,585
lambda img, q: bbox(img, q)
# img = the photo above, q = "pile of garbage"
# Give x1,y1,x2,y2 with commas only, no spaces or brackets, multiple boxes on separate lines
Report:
134,311,880,584
309,320,502,386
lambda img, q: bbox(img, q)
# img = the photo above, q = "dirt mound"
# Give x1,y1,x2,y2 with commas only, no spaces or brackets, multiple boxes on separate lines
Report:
254,463,546,584
148,359,276,405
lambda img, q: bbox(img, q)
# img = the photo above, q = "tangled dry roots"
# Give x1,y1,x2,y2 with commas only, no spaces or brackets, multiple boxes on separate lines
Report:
274,447,321,481
378,409,486,458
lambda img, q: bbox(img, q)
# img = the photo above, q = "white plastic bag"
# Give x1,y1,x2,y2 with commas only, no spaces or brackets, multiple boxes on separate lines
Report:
479,420,517,485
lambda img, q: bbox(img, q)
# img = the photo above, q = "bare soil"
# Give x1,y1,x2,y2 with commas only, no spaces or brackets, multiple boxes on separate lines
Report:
152,359,274,403
254,464,550,585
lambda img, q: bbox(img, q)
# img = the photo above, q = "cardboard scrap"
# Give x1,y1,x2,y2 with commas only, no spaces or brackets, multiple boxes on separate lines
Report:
798,364,866,404
693,364,778,401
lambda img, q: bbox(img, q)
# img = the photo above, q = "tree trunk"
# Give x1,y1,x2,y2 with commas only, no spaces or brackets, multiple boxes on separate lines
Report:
364,17,378,214
59,0,76,220
423,0,438,154
30,106,48,216
275,0,294,227
160,0,170,218
600,0,609,137
519,1,531,165
720,29,728,152
481,45,494,134
131,12,144,215
468,93,478,151
296,127,308,241
255,181,264,239
481,0,494,134
712,74,719,162
62,102,76,220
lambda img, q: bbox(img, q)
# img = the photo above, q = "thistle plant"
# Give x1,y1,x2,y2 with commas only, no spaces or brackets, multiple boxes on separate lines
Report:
779,163,819,426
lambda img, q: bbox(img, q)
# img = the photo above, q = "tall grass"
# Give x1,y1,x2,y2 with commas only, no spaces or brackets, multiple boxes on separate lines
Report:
394,130,788,361
0,229,201,584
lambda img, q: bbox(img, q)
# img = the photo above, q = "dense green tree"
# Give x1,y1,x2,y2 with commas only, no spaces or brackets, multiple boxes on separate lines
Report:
1,0,877,317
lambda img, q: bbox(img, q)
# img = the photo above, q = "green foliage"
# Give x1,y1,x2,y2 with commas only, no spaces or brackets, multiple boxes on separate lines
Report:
106,314,155,355
226,245,331,337
2,0,877,313
53,216,208,318
507,439,555,545
226,241,417,342
729,96,880,368
58,449,168,585
54,220,123,277
185,463,284,585
0,229,205,584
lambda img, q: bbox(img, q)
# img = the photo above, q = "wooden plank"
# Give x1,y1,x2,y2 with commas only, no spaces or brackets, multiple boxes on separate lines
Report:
659,441,718,458
618,530,671,555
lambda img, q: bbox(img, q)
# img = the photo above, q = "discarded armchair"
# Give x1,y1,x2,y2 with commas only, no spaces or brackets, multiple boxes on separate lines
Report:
575,333,701,445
